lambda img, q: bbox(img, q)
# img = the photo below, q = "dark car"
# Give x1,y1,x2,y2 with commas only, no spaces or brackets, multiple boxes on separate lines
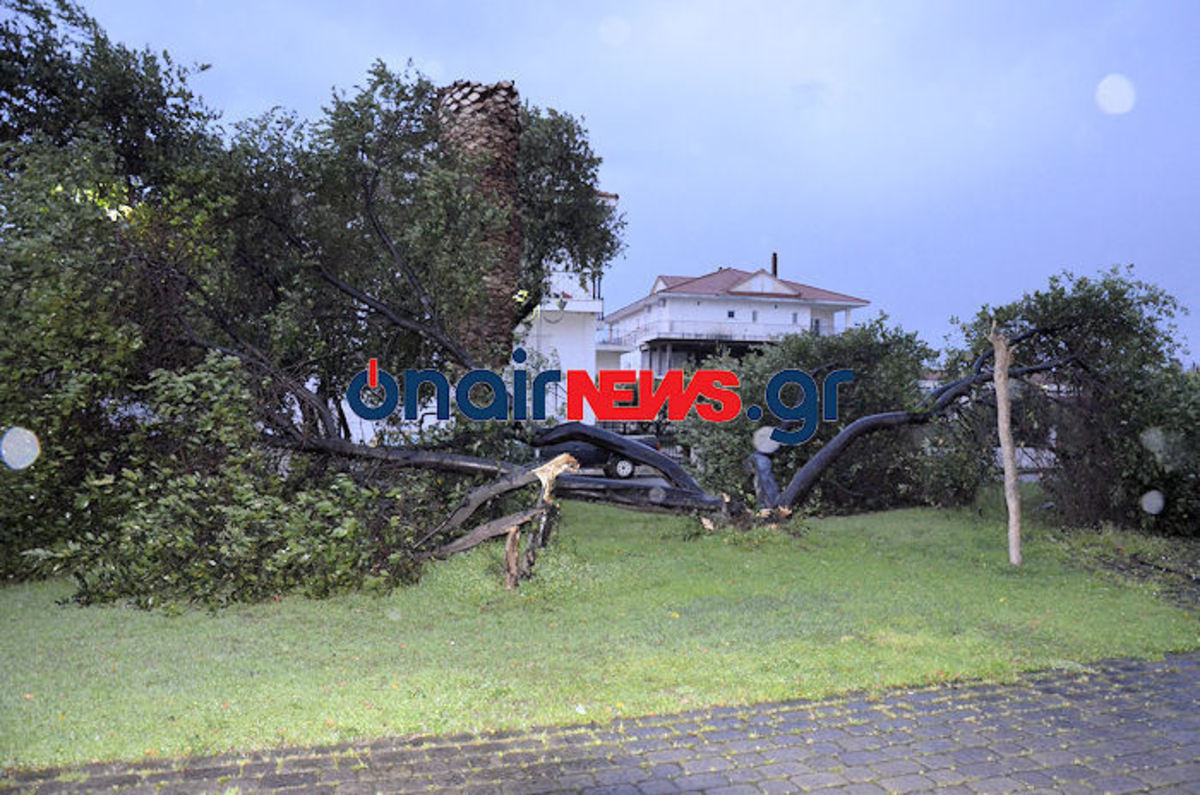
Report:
533,434,660,479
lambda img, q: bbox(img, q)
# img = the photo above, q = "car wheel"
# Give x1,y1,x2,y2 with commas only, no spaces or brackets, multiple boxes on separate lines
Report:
607,457,636,479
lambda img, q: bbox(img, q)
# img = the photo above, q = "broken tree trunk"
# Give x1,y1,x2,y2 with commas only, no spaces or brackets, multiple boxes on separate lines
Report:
422,453,578,587
989,326,1022,566
520,501,560,579
504,526,522,589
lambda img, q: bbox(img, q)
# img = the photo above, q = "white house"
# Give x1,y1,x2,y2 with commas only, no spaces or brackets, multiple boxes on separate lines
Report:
600,261,869,375
519,257,869,421
516,269,603,421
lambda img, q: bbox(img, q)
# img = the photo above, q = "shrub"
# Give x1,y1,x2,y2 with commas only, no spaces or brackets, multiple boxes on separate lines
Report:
677,316,971,512
25,355,440,607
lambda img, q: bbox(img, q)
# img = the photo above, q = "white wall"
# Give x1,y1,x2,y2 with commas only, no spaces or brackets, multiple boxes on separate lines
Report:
595,348,623,371
518,303,599,422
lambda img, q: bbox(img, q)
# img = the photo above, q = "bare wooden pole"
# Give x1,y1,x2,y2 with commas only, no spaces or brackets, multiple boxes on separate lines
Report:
989,323,1022,566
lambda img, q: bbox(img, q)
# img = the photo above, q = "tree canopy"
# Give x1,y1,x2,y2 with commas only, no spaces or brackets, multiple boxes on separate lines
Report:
0,0,625,598
948,268,1197,535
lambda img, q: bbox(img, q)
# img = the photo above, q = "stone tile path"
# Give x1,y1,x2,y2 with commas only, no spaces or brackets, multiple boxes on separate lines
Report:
4,653,1199,793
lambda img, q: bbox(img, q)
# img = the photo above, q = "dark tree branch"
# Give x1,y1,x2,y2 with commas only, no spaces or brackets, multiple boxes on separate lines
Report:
174,323,339,440
361,177,440,325
557,474,728,513
773,357,1076,509
920,323,1075,410
745,452,780,508
427,507,545,559
242,176,481,370
277,435,517,477
533,422,706,493
312,262,479,370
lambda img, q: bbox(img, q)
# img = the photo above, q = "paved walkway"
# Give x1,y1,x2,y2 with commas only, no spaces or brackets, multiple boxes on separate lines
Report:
4,653,1199,794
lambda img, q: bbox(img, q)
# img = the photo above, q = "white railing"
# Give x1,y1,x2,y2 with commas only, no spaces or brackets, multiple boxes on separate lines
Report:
597,318,821,348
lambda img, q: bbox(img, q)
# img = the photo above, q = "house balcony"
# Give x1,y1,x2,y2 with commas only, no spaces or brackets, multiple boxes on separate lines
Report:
597,318,818,349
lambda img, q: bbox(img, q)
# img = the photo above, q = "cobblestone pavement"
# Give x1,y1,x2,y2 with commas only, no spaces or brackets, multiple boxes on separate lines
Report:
4,653,1199,794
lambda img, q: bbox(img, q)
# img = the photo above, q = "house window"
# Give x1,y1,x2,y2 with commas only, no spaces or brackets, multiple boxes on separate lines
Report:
811,317,822,335
751,310,758,322
727,310,735,319
791,312,798,324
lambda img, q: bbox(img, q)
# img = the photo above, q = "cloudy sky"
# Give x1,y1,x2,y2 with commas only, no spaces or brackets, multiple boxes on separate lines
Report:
90,0,1199,362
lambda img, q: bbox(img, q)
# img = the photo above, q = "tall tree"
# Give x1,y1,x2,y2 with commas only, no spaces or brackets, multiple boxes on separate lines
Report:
0,1,627,599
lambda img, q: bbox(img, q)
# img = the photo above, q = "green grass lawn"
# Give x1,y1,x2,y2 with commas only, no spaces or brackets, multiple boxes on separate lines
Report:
2,499,1197,769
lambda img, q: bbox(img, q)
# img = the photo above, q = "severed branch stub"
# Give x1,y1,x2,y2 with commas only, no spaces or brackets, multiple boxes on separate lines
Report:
426,453,579,588
514,452,577,585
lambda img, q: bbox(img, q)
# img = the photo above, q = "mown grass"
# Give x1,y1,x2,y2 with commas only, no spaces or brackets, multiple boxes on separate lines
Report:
2,498,1197,769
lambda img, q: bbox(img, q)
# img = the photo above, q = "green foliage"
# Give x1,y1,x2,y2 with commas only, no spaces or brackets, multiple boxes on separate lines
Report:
950,267,1197,536
0,136,144,577
517,105,625,315
26,354,430,607
679,316,954,511
912,416,994,507
0,1,625,600
0,0,216,186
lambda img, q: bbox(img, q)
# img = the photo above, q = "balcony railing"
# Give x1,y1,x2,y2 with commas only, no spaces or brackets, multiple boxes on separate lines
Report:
597,318,822,348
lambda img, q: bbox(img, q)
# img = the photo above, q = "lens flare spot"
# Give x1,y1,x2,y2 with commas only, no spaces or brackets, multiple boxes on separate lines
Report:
753,426,781,454
1140,490,1165,515
1,427,40,470
1095,73,1136,115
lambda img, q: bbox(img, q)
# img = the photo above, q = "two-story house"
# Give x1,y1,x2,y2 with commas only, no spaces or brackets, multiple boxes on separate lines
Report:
599,258,869,375
518,256,869,422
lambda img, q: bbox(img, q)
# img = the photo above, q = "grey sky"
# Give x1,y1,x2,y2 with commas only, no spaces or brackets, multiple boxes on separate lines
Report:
90,0,1199,362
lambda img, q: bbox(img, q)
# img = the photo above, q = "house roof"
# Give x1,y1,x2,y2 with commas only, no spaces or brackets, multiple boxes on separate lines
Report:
604,266,868,324
652,267,869,304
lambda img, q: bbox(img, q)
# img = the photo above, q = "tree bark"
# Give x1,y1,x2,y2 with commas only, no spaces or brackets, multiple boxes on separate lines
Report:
437,80,522,369
989,327,1022,566
504,526,522,589
430,507,545,559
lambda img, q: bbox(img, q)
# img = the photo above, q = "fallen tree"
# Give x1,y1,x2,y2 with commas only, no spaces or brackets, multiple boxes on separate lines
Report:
2,1,634,595
9,3,1193,607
